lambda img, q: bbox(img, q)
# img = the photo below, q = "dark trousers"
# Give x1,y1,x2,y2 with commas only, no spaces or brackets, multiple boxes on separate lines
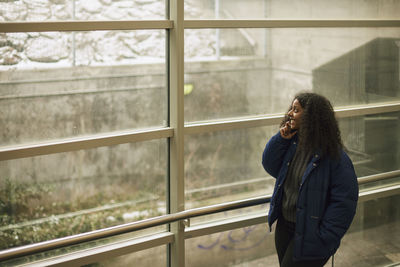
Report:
275,216,330,267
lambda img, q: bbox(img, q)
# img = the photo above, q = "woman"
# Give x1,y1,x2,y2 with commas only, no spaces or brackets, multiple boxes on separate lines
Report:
262,92,359,267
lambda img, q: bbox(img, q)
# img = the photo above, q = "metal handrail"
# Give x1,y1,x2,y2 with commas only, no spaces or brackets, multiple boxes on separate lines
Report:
358,170,400,185
0,196,269,261
0,170,399,262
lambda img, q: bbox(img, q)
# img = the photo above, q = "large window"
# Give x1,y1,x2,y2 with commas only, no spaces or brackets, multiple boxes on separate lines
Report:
0,0,400,266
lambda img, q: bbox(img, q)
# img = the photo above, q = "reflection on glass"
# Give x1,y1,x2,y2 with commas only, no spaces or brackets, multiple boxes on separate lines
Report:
189,205,269,228
0,0,165,22
185,0,400,19
0,31,166,145
334,194,400,267
184,28,400,122
184,28,269,122
96,245,166,267
186,223,275,267
185,0,268,19
0,140,167,250
185,29,266,60
185,127,276,209
339,112,400,179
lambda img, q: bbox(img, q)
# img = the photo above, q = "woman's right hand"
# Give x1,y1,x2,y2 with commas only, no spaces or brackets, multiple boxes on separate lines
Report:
280,121,297,139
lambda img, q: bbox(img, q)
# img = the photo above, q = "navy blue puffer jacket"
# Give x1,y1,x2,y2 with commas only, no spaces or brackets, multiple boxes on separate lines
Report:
262,132,359,260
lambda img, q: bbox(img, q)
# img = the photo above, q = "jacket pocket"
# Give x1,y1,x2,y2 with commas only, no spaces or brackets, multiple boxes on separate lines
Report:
301,216,331,258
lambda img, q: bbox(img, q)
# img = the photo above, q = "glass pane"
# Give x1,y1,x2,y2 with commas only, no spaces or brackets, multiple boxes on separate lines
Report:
189,205,269,230
339,112,400,180
1,229,167,266
184,28,268,122
185,110,400,209
0,30,166,146
185,0,268,19
96,245,166,267
184,28,400,122
187,194,400,267
274,28,400,107
185,126,276,209
334,194,400,267
0,0,165,21
185,0,400,19
186,223,276,267
0,139,167,250
185,28,266,60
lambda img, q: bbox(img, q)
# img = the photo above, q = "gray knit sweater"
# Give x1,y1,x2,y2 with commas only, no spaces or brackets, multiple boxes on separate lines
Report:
281,148,310,222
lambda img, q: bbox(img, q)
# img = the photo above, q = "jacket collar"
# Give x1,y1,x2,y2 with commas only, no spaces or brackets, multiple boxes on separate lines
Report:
291,134,321,162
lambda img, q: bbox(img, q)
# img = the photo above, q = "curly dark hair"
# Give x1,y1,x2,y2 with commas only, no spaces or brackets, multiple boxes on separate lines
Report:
280,92,343,159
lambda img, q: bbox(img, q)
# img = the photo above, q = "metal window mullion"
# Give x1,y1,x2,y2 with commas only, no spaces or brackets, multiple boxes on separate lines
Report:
184,19,400,29
2,19,400,33
168,0,185,266
0,128,173,161
184,101,400,135
184,114,283,135
335,101,400,118
0,20,174,33
1,101,399,161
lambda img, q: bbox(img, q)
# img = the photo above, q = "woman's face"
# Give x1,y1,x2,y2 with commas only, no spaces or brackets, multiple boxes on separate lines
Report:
288,99,303,130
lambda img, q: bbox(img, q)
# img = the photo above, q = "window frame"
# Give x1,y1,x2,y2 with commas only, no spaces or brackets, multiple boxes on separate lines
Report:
1,3,400,266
